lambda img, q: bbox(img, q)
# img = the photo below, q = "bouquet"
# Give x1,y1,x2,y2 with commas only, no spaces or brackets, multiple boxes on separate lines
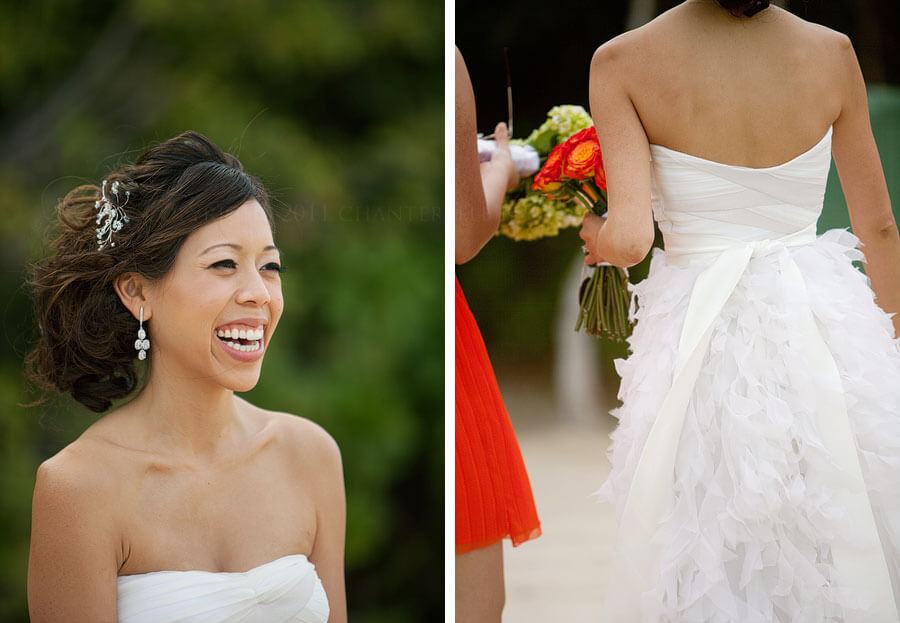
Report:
484,104,632,340
532,125,631,340
491,105,594,241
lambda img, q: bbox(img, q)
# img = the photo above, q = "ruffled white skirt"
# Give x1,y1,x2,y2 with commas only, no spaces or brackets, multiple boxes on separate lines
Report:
597,230,900,622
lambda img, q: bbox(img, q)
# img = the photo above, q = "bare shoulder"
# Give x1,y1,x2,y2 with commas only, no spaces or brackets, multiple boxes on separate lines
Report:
30,431,124,621
590,27,643,72
38,406,149,495
589,7,682,77
783,9,849,45
242,400,342,471
34,432,124,513
802,20,851,56
785,16,858,100
32,432,128,554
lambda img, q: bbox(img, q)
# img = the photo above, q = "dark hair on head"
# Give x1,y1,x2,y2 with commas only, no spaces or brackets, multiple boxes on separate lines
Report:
716,0,769,17
25,131,273,413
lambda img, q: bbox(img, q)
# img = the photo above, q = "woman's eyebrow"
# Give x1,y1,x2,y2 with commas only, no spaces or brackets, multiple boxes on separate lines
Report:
200,243,279,255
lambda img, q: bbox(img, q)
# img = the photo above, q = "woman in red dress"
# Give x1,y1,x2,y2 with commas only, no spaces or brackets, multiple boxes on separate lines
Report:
455,47,541,622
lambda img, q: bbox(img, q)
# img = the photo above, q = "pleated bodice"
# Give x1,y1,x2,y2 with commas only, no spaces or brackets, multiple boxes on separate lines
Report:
117,554,329,623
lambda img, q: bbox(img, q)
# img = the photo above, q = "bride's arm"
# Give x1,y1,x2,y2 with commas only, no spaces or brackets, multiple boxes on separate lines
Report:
307,429,347,623
831,36,900,337
28,452,119,622
580,39,655,268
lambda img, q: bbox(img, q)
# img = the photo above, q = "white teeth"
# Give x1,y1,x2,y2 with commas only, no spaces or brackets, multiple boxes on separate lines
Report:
222,340,261,353
215,326,264,344
216,328,264,337
216,327,264,337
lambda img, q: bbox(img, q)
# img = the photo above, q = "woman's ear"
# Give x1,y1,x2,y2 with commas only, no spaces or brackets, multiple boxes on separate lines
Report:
113,273,152,321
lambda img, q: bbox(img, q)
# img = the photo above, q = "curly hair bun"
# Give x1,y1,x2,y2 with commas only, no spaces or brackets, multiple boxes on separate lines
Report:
716,0,770,17
25,132,271,413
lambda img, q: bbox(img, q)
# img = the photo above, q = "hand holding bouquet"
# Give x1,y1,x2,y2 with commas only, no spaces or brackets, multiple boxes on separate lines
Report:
530,125,631,340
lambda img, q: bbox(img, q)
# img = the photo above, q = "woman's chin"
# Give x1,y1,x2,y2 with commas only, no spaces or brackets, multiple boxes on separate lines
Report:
223,372,262,394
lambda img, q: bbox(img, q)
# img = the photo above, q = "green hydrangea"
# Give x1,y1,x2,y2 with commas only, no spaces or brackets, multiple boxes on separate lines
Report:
497,191,587,241
521,105,593,155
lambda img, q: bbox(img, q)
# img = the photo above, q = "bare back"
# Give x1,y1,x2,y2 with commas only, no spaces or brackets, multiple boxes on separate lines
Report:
615,2,844,167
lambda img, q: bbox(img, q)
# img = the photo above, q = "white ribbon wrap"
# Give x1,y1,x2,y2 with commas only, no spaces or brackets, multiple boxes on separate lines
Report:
477,138,540,177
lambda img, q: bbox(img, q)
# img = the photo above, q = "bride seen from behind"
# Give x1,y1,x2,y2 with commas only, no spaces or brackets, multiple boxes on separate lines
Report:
25,132,346,623
580,0,900,620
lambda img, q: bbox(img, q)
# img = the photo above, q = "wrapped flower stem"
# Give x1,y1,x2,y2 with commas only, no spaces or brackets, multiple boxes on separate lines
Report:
576,259,631,340
566,183,632,341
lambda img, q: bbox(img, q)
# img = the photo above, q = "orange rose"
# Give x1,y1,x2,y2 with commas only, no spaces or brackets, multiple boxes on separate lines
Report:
562,127,601,180
532,172,562,192
531,141,570,192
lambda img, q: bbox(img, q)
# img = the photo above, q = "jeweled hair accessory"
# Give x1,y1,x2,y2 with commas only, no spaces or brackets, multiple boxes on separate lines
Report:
95,179,130,250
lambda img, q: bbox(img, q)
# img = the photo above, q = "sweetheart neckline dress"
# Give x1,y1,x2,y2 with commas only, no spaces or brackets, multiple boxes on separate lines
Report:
117,553,329,622
597,127,900,622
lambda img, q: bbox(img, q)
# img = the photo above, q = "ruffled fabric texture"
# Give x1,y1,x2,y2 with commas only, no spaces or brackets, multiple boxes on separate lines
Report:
597,230,900,621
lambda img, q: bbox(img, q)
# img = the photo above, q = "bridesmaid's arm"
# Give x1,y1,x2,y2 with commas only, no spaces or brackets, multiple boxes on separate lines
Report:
831,36,900,337
455,47,517,265
580,40,655,268
28,453,119,623
308,431,347,623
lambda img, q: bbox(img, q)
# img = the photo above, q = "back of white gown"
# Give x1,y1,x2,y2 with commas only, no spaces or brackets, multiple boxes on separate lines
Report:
597,128,900,622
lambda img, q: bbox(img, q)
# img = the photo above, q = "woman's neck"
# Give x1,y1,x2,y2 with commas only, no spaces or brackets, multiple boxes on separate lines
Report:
128,366,247,459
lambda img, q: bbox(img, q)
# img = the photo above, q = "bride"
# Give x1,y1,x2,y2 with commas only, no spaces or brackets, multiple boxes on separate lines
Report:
580,0,900,620
25,132,346,622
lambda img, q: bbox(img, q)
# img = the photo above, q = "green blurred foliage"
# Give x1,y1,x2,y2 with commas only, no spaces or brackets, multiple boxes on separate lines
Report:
0,1,442,621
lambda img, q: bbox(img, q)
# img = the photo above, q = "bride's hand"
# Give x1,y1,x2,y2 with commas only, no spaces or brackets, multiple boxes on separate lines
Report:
579,212,607,264
483,122,519,192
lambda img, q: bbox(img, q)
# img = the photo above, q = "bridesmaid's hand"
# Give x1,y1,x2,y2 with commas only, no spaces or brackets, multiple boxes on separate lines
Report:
579,212,607,264
483,122,519,192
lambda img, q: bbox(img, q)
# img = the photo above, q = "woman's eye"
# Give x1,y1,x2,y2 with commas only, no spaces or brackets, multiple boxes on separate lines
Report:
210,259,237,269
263,262,286,274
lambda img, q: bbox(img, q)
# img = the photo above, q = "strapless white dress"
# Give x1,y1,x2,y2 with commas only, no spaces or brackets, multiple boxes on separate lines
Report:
117,554,329,622
597,127,900,622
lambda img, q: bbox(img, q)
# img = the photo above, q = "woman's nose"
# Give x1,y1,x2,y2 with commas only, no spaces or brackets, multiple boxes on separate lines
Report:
236,268,271,306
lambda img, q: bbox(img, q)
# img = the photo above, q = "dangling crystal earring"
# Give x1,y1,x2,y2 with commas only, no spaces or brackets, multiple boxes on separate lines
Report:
135,306,150,360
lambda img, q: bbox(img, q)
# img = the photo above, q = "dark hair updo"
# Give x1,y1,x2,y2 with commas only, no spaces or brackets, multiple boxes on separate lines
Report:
25,131,273,413
716,0,770,17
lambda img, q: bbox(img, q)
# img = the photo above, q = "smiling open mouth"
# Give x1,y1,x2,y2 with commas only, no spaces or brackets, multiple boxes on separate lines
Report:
215,327,264,353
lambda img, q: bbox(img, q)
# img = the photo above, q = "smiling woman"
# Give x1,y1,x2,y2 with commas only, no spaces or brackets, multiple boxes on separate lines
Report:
24,132,346,623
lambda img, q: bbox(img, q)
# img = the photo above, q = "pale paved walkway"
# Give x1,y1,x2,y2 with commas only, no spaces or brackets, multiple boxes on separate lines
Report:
498,375,619,622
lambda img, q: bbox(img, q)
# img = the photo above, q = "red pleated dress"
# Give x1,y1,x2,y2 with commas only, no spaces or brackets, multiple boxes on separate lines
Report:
455,276,541,554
